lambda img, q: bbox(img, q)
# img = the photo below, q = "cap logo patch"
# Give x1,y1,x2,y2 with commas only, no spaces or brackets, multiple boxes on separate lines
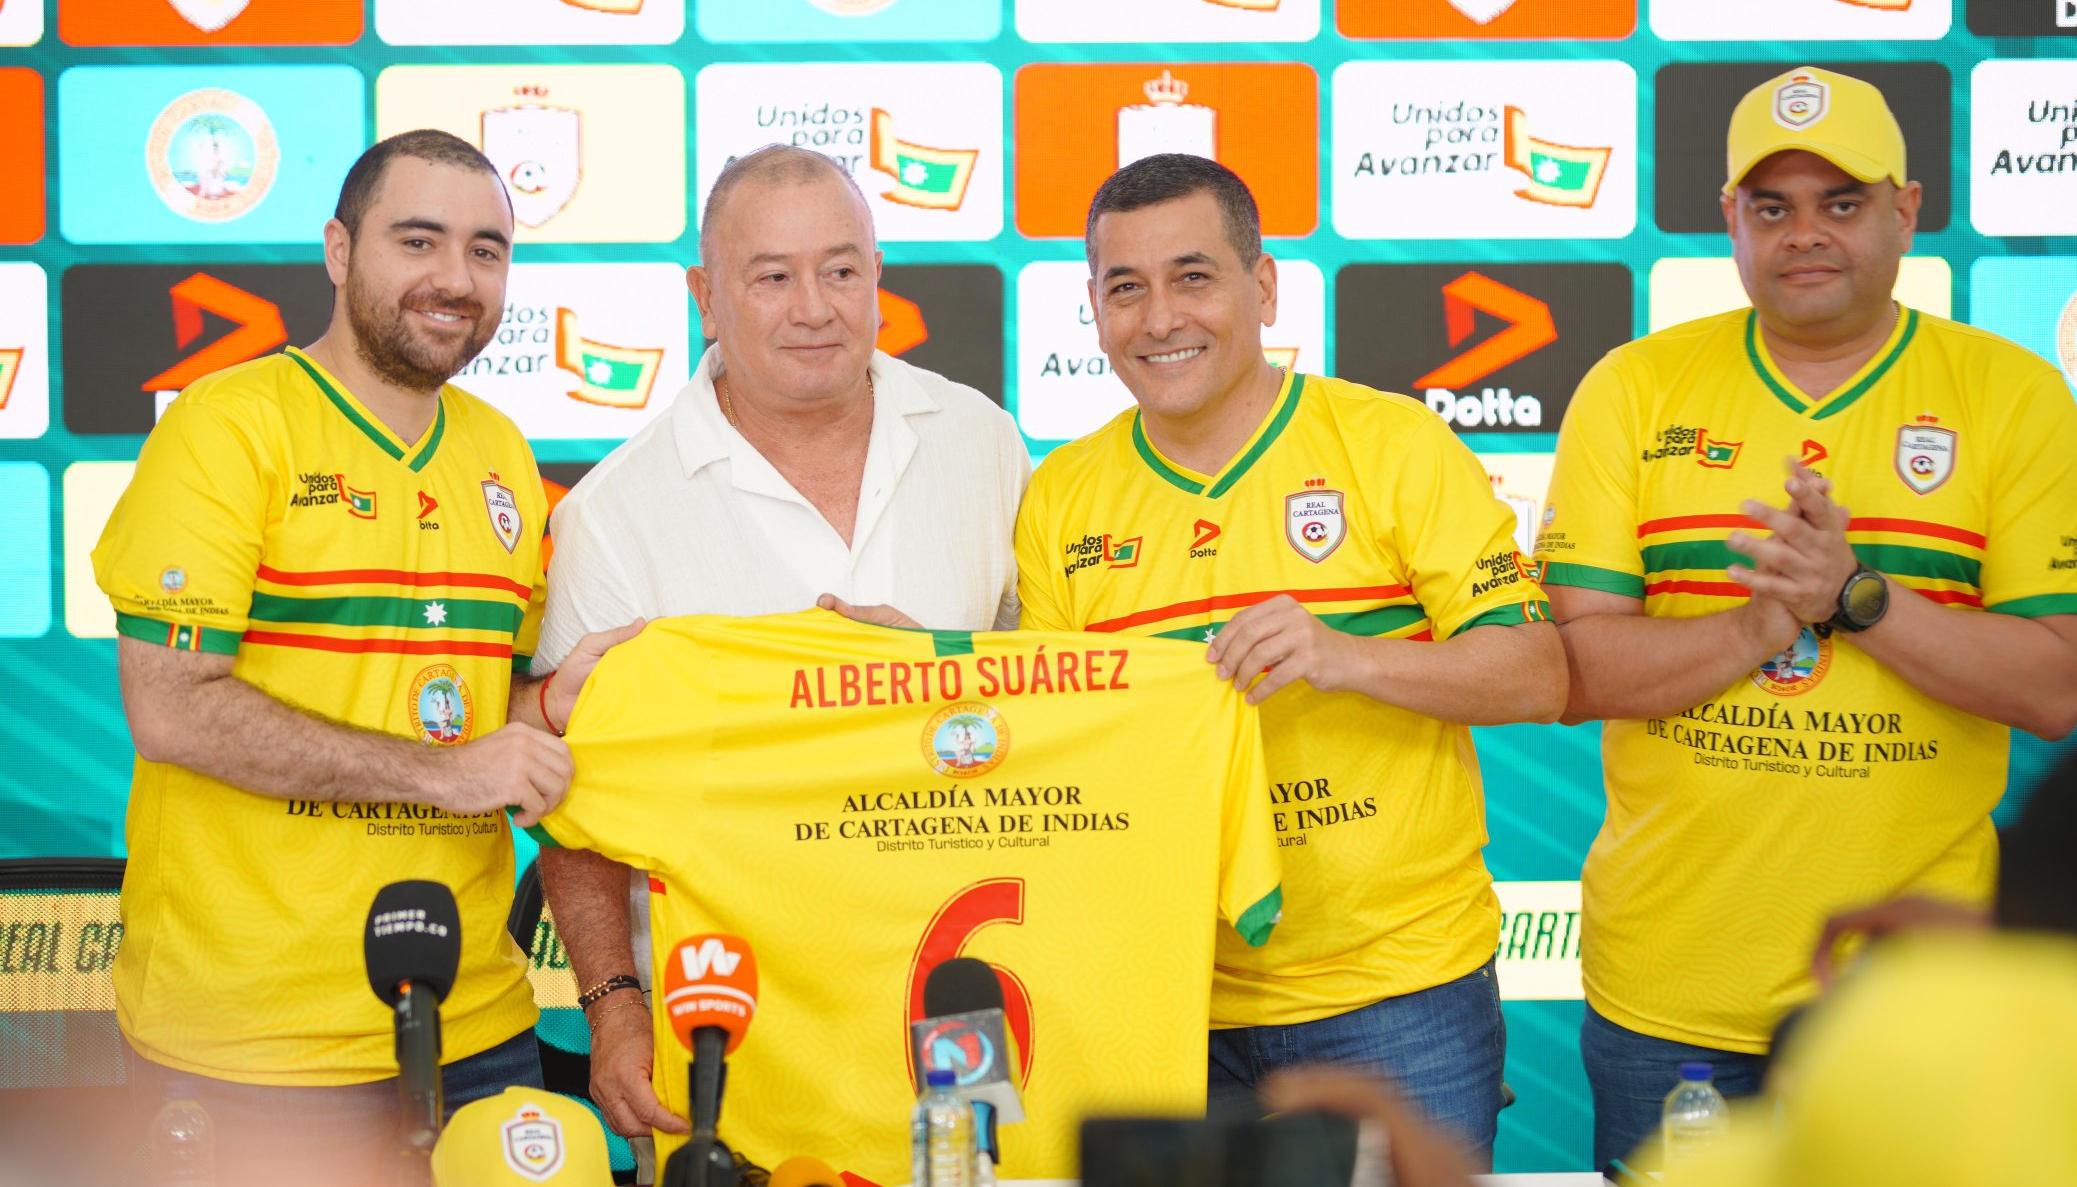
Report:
1773,76,1829,130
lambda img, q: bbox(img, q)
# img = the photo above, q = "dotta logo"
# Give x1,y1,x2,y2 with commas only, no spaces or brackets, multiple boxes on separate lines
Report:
1336,263,1631,436
1413,272,1556,429
1332,60,1636,240
61,264,333,435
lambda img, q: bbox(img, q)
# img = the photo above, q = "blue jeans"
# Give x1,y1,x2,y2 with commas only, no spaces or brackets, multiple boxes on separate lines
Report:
1207,958,1506,1169
127,1028,542,1187
1580,1004,1766,1170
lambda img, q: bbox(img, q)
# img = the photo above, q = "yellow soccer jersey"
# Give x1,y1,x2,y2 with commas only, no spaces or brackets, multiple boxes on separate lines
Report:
92,348,547,1084
1016,371,1551,1028
534,610,1282,1184
1538,306,2077,1051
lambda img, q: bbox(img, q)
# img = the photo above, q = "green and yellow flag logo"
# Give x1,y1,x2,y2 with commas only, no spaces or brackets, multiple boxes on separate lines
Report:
1503,106,1612,209
335,474,378,519
555,308,666,410
1696,430,1742,470
869,108,980,211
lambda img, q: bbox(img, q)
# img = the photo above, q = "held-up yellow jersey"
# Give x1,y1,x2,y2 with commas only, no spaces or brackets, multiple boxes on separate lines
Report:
534,610,1282,1185
92,348,547,1084
1016,371,1552,1028
1538,307,2077,1051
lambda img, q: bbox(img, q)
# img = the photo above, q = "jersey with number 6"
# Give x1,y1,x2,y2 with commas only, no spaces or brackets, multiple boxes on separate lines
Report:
1538,307,2077,1051
92,348,547,1084
532,610,1282,1183
1017,370,1552,1027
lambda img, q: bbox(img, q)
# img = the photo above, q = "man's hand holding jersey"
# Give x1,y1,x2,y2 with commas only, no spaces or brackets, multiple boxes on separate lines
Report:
118,618,647,830
1206,595,1566,725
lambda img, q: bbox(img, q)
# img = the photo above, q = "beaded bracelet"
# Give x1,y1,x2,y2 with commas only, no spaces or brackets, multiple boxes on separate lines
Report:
576,973,642,1010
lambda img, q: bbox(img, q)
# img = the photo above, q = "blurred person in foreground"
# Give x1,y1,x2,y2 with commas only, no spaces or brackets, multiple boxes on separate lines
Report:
1665,932,2077,1187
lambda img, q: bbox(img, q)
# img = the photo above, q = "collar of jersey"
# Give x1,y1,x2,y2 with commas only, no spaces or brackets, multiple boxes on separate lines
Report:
1130,370,1304,499
285,346,448,473
1743,305,1918,422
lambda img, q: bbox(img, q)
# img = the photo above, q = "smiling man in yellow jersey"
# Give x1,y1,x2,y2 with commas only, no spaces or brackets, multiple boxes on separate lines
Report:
1537,67,2077,1167
94,130,637,1187
1015,154,1567,1164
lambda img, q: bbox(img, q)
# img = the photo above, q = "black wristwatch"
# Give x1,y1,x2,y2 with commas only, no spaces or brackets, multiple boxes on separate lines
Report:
1816,565,1889,637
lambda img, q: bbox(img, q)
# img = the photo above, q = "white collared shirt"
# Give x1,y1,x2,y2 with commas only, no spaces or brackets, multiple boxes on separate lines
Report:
533,345,1028,671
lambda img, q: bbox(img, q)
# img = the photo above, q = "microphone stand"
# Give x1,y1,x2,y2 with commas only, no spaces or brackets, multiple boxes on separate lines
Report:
664,1029,735,1187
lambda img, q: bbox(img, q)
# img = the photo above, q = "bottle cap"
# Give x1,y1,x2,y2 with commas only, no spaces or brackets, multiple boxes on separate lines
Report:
926,1069,957,1088
1679,1061,1713,1081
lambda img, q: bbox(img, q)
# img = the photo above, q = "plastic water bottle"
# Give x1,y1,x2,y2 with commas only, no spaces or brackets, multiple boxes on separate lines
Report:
911,1068,975,1187
150,1095,216,1186
1661,1061,1730,1168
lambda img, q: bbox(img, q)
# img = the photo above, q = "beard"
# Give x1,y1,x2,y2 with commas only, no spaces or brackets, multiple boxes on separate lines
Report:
344,267,497,393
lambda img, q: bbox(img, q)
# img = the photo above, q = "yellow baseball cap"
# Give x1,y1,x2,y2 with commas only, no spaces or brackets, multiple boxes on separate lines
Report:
432,1087,613,1187
1723,66,1908,194
1661,934,2077,1187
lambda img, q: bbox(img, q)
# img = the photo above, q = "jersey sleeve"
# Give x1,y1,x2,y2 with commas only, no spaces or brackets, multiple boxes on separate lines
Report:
91,397,272,655
1537,353,1646,600
528,632,699,871
1013,469,1074,632
512,459,550,677
1980,369,2077,619
1215,695,1282,948
1389,412,1552,639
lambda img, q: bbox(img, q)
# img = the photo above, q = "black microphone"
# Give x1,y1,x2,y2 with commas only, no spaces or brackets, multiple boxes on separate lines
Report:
364,880,462,1156
918,957,1025,1171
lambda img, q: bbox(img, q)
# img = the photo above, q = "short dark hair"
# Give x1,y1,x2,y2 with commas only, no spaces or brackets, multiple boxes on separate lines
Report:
333,129,506,237
1083,153,1262,273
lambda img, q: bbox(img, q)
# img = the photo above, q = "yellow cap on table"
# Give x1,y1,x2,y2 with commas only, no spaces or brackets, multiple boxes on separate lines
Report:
1723,66,1907,194
431,1087,612,1187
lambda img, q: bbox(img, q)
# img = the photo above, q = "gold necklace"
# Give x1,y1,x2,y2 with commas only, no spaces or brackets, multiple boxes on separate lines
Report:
716,370,874,429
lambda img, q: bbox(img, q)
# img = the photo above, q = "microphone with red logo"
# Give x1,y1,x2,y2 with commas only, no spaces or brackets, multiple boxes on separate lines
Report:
660,934,758,1187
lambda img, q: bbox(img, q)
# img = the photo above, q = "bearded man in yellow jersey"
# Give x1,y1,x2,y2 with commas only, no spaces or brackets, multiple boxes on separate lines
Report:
94,130,638,1187
1538,67,2077,1167
1016,154,1567,1165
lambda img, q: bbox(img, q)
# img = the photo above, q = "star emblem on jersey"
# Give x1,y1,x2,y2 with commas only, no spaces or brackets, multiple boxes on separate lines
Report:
423,601,448,627
481,473,522,554
1284,488,1346,563
1895,419,1956,495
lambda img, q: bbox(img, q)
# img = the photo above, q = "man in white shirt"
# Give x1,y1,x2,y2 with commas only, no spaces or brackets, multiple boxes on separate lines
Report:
531,145,1028,1139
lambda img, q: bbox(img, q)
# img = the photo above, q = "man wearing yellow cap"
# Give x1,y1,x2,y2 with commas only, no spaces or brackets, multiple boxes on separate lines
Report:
1537,65,2077,1166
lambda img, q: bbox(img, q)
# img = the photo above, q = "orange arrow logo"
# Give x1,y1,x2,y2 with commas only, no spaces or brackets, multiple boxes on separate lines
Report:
876,287,928,357
1192,519,1220,548
1800,439,1828,468
140,273,290,393
1412,271,1558,391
